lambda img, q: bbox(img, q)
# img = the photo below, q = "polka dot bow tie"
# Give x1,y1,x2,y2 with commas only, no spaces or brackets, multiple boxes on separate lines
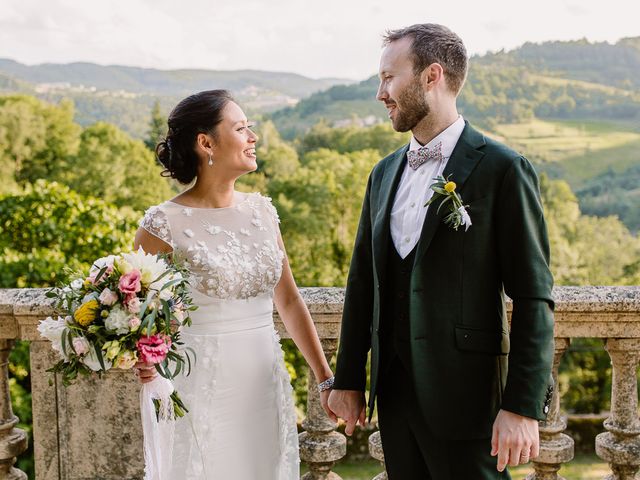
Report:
406,141,444,170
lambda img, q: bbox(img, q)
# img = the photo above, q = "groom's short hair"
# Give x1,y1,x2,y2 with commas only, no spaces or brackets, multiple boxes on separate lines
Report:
383,24,468,95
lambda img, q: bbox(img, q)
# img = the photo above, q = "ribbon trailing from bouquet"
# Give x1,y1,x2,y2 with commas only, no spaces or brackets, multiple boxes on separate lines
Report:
141,375,175,480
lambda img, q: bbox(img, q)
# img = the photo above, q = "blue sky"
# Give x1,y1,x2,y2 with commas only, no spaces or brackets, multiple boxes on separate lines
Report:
1,0,638,80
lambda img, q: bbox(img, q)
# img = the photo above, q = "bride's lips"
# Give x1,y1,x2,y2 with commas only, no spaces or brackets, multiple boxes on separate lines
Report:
243,148,256,159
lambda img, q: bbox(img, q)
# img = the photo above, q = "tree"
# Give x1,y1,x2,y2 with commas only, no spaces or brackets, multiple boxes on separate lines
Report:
0,95,80,192
144,100,166,151
540,174,640,285
256,120,300,178
0,180,138,288
270,148,380,286
62,122,174,212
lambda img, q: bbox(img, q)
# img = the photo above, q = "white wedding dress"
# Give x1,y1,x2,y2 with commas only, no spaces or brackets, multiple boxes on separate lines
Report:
139,191,300,480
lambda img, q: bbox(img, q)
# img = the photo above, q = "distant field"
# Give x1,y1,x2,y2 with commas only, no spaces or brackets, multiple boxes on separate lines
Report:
489,118,640,189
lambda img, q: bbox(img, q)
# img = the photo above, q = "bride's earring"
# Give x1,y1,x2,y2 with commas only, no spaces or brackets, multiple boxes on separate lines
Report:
208,151,213,166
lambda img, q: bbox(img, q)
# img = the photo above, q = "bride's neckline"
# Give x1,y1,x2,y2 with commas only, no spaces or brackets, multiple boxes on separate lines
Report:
166,191,251,210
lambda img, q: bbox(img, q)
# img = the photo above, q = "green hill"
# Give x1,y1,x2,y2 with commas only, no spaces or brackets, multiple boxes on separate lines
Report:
269,37,640,138
473,37,640,90
0,59,348,98
0,59,352,138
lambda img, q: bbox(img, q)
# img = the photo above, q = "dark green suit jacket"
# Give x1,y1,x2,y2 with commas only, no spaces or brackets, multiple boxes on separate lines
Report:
333,121,555,439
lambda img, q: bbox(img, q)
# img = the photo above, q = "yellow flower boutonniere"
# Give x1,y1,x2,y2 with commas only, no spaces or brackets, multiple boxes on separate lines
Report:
426,175,472,231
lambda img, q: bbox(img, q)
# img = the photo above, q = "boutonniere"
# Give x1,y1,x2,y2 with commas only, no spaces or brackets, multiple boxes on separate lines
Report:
425,175,472,231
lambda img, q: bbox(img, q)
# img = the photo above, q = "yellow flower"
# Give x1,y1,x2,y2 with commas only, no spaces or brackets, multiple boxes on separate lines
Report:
114,350,138,370
444,181,457,193
103,340,122,362
74,299,100,327
115,257,133,275
140,269,154,286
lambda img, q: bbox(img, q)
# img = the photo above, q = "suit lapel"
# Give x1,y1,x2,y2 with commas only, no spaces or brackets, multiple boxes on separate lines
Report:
372,144,409,284
413,122,486,267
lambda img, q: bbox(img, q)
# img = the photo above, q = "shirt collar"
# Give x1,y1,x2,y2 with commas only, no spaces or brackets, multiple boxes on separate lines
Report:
409,115,465,158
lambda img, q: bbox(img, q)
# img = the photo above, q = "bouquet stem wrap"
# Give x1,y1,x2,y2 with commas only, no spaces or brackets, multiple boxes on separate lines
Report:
141,375,175,480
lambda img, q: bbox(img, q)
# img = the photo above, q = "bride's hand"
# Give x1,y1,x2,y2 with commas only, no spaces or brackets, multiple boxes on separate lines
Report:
133,361,157,384
320,389,338,423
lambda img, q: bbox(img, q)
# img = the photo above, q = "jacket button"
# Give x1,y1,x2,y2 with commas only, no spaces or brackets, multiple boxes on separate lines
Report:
543,405,549,414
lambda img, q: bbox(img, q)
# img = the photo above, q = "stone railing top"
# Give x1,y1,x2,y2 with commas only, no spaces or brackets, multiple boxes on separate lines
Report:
1,286,639,341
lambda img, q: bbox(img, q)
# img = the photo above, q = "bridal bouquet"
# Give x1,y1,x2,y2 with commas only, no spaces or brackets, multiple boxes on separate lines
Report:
38,248,197,419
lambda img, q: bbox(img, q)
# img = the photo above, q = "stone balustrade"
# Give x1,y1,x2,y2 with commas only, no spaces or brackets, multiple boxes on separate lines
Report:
1,286,639,479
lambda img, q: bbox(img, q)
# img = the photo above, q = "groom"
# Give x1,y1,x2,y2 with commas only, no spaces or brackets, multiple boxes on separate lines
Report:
328,24,555,479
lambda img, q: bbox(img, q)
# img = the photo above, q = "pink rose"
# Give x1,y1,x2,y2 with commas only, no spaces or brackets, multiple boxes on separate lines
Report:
128,316,141,330
72,336,90,356
98,288,118,306
118,270,141,295
127,297,141,313
136,334,171,364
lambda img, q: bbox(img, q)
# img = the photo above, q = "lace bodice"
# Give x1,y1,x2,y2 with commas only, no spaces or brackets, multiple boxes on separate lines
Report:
139,192,285,300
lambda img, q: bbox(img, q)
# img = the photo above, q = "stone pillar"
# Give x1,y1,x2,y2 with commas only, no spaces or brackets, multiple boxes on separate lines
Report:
368,430,387,480
527,338,574,480
595,338,640,480
299,338,347,479
0,339,28,480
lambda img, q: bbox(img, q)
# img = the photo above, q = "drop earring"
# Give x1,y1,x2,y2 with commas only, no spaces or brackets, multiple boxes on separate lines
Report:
208,152,213,166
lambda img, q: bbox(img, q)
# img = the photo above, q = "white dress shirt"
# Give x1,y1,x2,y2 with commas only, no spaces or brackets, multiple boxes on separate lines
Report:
390,115,466,258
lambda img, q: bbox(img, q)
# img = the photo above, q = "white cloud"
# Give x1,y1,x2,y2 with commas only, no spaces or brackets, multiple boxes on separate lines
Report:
0,0,637,80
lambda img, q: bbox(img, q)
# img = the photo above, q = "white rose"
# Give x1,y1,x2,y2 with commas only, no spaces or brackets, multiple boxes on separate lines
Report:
70,278,84,290
104,307,130,335
37,316,70,361
90,255,116,274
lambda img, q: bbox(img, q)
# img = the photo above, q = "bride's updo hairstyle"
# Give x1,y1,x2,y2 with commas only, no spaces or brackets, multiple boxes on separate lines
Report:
156,89,234,184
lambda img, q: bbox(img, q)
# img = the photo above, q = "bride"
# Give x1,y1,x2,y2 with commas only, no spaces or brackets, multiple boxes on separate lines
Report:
133,90,335,479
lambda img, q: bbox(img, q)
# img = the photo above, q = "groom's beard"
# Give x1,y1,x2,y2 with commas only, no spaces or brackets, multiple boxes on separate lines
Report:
391,77,430,132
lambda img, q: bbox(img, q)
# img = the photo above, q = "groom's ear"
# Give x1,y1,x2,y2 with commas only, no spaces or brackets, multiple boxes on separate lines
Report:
421,63,445,91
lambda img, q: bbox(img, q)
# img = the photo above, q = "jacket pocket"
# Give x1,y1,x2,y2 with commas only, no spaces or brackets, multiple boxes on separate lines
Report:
455,324,509,355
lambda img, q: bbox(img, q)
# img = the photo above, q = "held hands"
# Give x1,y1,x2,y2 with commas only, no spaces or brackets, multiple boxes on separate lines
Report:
327,390,366,436
133,361,158,384
491,409,540,472
320,389,338,422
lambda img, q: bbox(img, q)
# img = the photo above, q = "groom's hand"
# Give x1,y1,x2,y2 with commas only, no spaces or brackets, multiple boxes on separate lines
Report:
491,409,540,472
328,389,366,436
